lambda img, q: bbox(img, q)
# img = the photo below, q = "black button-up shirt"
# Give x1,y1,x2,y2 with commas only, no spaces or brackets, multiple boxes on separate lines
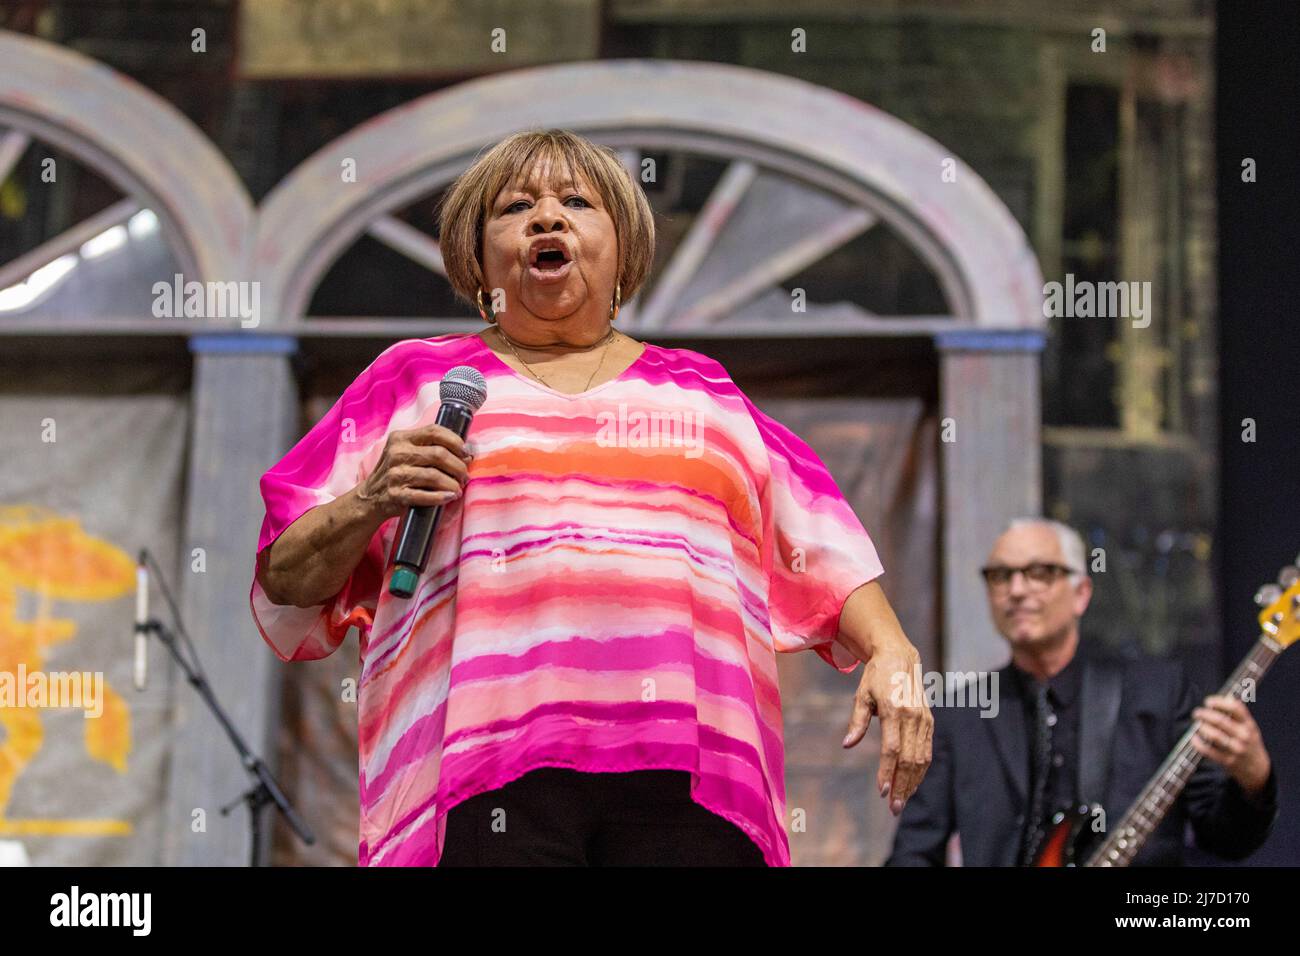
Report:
1012,653,1083,831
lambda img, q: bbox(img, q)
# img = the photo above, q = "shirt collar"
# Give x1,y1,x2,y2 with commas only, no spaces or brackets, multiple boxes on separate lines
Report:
1011,650,1082,708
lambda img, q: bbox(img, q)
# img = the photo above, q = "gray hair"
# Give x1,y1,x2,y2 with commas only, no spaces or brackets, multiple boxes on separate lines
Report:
1005,517,1088,582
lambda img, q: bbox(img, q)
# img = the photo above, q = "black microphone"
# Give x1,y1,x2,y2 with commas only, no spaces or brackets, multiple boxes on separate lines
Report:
134,550,149,691
389,366,488,598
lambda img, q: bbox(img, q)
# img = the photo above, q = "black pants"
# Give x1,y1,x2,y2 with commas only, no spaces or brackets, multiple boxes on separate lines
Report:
437,767,766,866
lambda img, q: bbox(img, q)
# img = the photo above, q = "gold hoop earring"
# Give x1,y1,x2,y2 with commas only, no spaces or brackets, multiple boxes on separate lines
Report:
476,289,496,324
609,282,621,323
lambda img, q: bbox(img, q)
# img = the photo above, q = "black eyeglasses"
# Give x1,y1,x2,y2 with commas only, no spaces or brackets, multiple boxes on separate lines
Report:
980,563,1078,589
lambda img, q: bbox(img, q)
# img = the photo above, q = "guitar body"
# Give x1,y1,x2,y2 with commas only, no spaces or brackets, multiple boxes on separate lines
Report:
1030,804,1100,867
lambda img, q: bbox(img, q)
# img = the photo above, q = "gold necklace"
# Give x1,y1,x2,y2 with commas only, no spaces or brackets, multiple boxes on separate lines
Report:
494,325,618,393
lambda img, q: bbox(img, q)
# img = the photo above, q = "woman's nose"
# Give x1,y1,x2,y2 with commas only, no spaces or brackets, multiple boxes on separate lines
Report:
528,201,568,233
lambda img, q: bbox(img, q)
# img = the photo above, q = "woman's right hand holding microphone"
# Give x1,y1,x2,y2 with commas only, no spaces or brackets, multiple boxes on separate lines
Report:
355,423,473,520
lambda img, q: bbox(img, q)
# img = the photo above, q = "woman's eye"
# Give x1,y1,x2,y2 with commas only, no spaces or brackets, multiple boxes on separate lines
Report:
502,196,588,213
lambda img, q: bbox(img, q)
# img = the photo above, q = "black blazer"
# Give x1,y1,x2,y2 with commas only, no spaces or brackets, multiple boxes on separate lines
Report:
885,653,1280,866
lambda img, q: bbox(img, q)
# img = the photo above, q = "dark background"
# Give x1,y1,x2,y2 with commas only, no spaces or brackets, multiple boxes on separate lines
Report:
1216,0,1299,865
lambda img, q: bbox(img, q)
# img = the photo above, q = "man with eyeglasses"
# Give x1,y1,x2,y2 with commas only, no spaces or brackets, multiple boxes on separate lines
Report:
885,517,1278,866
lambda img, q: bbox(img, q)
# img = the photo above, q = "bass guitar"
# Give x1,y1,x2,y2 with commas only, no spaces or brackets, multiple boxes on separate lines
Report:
1031,565,1298,866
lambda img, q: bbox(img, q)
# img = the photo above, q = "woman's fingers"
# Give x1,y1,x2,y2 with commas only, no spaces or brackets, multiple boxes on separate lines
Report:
877,708,902,801
397,487,462,509
877,692,933,815
361,426,475,519
842,691,875,748
393,441,471,484
404,423,471,459
391,464,463,495
891,707,933,810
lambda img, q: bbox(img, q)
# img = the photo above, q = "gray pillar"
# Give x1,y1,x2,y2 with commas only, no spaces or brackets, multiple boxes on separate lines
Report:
161,334,299,866
936,331,1044,674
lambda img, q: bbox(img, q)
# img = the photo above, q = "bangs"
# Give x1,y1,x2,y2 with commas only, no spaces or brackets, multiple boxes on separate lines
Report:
481,134,611,214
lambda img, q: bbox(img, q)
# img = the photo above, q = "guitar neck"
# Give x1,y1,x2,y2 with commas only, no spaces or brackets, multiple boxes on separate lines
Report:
1085,636,1281,867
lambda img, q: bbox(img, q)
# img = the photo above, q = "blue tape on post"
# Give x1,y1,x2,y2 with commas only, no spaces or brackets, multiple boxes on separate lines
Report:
188,334,298,355
934,330,1046,352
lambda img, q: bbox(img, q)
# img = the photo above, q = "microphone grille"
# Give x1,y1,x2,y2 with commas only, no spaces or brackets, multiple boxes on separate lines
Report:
440,365,488,411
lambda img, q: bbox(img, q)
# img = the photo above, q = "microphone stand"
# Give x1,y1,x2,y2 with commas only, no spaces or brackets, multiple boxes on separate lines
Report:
138,551,315,866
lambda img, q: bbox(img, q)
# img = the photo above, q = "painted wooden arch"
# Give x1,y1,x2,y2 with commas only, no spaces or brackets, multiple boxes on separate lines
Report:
0,30,253,293
256,59,1045,330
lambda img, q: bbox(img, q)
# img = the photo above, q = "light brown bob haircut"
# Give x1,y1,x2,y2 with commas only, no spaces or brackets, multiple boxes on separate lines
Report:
437,129,656,309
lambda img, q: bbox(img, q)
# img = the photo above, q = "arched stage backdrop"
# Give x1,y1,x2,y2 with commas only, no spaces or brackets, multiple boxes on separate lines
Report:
0,30,1044,866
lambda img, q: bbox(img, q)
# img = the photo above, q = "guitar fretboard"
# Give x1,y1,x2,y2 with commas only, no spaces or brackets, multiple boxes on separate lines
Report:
1085,636,1280,867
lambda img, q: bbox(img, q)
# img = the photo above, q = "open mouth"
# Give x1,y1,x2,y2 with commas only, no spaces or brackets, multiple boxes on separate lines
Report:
526,241,574,284
533,249,568,270
528,239,572,274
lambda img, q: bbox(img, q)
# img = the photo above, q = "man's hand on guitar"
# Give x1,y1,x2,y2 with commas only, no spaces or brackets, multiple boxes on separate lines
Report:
1190,695,1272,798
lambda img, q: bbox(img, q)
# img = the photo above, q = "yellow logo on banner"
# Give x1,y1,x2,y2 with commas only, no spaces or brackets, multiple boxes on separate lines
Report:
0,506,135,837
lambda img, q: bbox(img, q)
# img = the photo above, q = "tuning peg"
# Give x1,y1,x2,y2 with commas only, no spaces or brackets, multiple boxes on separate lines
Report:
1280,566,1300,588
1256,584,1283,607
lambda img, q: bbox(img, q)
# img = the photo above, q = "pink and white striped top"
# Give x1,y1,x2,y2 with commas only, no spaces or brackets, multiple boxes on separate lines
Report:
250,332,883,866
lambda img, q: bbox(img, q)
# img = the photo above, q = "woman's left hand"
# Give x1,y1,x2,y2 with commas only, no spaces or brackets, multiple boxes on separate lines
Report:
838,582,934,816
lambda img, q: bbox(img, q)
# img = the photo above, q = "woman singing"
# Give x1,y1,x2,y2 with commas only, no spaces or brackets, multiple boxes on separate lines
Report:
251,129,932,866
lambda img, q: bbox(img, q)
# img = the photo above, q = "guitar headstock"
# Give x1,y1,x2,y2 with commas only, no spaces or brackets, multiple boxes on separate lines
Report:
1256,562,1300,648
